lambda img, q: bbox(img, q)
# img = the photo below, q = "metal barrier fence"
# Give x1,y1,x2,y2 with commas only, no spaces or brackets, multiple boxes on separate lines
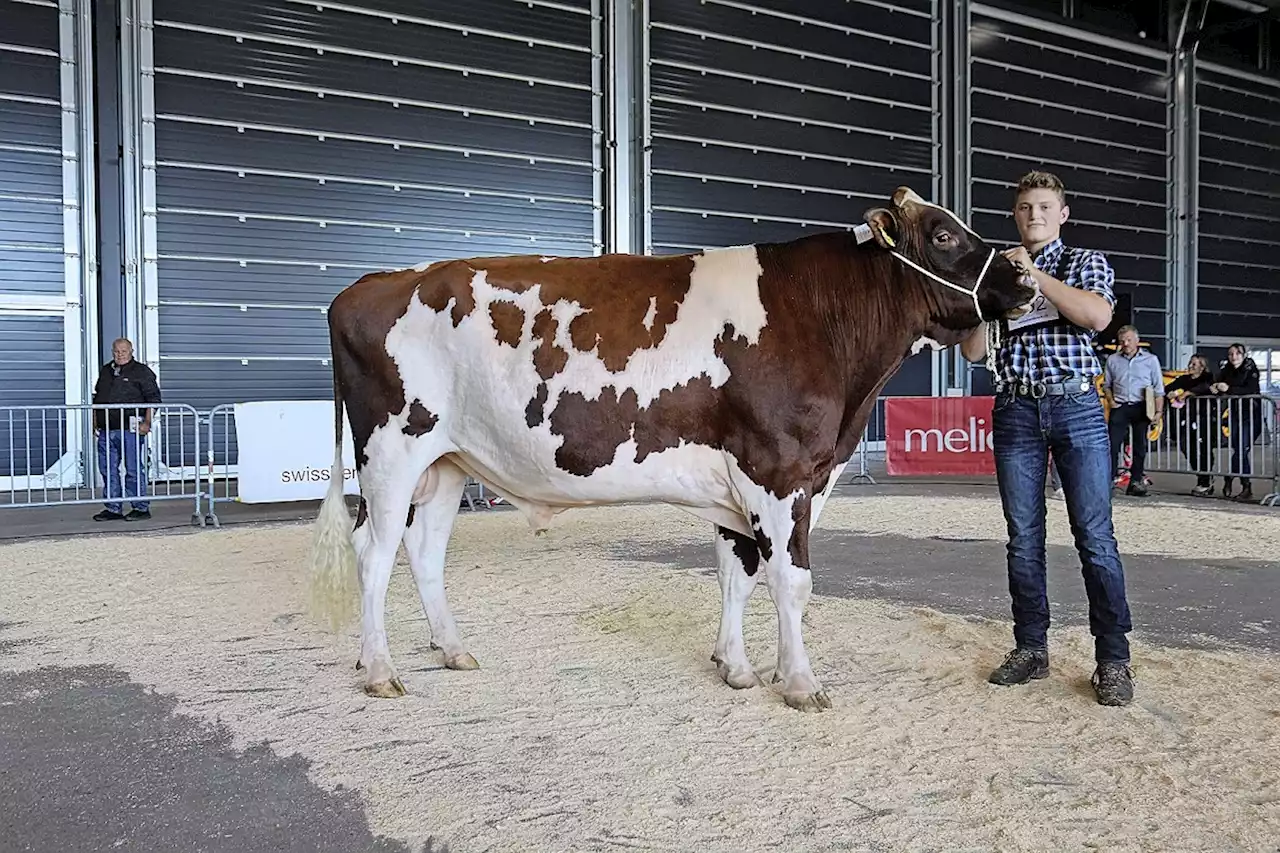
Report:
847,392,1279,507
1141,393,1278,504
1,403,204,522
0,401,503,527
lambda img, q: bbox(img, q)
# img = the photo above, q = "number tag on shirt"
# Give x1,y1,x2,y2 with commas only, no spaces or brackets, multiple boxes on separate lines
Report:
1006,292,1060,331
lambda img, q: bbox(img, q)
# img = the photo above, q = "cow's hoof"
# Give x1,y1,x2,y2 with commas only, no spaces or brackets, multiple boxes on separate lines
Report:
363,676,407,698
716,661,759,690
444,652,479,671
355,658,364,671
783,689,833,712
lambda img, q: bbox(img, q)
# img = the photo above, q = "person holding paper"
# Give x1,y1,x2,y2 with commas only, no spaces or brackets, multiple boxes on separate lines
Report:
959,170,1135,707
1103,325,1164,497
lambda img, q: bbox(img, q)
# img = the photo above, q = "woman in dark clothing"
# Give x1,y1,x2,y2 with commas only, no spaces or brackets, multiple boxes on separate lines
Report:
1166,353,1218,496
1210,343,1264,503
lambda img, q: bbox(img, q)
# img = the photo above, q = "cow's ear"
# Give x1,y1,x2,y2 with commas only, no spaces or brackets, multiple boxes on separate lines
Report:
863,208,899,249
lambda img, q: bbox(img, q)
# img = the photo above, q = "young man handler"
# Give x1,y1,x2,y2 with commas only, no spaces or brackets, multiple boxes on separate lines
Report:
960,171,1135,706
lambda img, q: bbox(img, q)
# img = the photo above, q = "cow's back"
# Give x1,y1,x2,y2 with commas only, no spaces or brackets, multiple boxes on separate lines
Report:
333,247,782,519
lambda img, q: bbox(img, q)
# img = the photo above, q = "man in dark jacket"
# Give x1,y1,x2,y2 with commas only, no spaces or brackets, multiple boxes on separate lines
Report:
91,338,162,520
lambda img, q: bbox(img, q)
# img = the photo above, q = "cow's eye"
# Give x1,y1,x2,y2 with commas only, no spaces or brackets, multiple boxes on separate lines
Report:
932,229,953,246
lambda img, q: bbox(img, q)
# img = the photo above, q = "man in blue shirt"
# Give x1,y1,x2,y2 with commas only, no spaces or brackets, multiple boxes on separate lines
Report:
1104,325,1165,497
961,170,1134,707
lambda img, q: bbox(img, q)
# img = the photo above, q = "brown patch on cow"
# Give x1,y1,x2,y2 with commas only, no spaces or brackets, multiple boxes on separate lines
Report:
489,300,524,348
402,400,438,436
354,497,369,530
787,493,812,568
406,504,416,528
475,254,695,373
329,267,423,468
531,308,567,381
525,382,549,428
415,259,477,328
719,526,760,577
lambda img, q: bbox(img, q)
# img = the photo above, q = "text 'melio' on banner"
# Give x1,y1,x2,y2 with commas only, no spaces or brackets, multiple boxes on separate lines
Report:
883,396,997,477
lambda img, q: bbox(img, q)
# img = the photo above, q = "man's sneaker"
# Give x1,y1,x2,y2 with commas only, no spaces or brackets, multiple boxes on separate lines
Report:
1125,482,1148,497
988,647,1049,686
93,509,124,522
1092,662,1134,706
124,509,151,521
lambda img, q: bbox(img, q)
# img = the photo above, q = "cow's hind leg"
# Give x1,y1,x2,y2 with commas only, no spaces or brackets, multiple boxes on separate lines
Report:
733,475,829,712
712,525,761,689
403,458,477,671
353,465,424,698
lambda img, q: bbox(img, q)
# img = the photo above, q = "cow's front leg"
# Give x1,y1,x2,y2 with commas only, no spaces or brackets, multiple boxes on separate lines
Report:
712,525,762,689
743,486,830,712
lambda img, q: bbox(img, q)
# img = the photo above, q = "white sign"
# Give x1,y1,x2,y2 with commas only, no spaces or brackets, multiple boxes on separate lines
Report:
233,400,360,503
1006,292,1060,331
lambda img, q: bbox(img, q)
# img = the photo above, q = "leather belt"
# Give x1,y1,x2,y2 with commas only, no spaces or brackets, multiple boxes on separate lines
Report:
999,379,1092,399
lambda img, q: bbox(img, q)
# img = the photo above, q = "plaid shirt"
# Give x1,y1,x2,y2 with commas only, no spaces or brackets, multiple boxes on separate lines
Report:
994,238,1116,387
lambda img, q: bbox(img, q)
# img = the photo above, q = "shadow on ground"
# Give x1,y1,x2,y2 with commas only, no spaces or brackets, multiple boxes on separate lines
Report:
0,625,444,853
615,529,1280,655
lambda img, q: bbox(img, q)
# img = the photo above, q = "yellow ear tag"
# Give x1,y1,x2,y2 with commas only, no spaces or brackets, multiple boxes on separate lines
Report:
878,228,896,248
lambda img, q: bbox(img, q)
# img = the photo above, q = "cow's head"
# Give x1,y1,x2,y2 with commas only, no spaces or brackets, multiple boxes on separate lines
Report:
862,187,1036,332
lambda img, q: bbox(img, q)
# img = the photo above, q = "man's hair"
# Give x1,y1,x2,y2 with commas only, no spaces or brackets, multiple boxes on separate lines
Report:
1014,170,1067,205
1117,324,1139,339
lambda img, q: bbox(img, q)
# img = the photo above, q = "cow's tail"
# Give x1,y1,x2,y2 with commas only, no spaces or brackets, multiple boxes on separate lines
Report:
306,371,360,633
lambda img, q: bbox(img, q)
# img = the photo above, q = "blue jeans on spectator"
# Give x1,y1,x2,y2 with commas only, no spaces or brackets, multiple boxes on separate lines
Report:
97,428,149,513
991,384,1132,663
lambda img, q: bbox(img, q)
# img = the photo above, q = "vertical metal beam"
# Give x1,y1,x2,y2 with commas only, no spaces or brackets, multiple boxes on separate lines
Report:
602,0,646,256
57,0,98,482
930,0,944,395
638,0,652,256
94,0,124,366
591,0,604,256
119,0,159,376
940,0,973,393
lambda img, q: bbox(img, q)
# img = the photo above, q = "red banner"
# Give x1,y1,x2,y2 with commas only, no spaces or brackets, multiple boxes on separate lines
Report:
884,396,996,476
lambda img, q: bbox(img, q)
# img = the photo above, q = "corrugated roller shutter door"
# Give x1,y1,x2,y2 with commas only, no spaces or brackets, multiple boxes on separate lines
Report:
1195,65,1280,343
0,0,76,481
968,8,1171,361
645,0,937,399
147,0,601,410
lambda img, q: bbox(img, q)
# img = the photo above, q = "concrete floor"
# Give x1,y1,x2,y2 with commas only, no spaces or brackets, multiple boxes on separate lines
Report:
1,464,1277,853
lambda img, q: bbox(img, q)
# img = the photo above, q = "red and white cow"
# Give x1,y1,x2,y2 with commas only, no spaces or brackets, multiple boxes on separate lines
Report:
307,187,1035,711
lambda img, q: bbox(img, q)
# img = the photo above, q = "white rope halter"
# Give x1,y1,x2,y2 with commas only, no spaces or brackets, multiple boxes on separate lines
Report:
853,204,1025,375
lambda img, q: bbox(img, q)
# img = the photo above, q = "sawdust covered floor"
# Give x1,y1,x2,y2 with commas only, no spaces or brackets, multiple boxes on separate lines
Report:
1,495,1278,853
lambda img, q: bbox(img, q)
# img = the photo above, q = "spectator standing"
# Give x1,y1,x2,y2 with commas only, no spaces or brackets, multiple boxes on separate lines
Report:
1103,326,1164,497
1210,343,1262,503
91,337,162,521
1164,353,1217,496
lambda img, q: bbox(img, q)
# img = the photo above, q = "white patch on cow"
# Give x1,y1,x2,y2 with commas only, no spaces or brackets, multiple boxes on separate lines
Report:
808,460,848,532
712,526,762,690
911,336,945,355
641,296,658,332
379,247,771,536
412,258,435,272
539,256,556,263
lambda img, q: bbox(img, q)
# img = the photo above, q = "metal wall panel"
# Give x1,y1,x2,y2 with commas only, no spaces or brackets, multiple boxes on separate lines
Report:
645,0,938,396
0,314,66,477
969,5,1172,361
1195,64,1280,344
0,0,66,300
139,0,601,405
0,0,95,486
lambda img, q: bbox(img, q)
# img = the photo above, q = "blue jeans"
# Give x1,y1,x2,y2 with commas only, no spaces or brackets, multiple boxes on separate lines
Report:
96,429,149,513
991,385,1132,663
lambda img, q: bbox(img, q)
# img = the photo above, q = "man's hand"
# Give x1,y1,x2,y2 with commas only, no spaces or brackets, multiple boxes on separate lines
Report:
137,420,151,436
1001,246,1034,272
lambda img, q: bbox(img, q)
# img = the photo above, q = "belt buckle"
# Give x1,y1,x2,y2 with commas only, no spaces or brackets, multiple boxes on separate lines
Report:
1029,382,1047,400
